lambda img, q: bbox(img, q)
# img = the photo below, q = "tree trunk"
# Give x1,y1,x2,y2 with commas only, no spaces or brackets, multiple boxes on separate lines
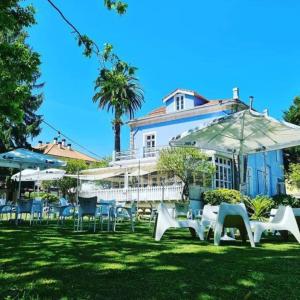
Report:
114,110,122,153
182,182,189,201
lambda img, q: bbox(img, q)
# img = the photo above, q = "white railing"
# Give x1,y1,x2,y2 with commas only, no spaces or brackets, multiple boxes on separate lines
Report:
113,146,169,161
79,185,183,202
114,149,138,161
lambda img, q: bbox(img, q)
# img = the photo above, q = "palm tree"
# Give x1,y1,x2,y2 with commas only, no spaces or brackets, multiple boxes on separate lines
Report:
93,63,144,153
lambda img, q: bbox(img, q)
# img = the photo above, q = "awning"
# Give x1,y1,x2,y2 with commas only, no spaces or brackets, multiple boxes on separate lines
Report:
69,161,157,181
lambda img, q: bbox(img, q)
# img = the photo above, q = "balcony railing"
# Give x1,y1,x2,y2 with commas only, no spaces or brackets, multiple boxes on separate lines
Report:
113,146,169,162
114,149,138,161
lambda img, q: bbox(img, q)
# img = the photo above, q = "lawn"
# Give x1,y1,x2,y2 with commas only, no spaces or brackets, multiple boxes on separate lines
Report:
0,220,300,300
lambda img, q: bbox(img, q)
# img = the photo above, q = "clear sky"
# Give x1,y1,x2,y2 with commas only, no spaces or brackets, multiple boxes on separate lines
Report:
27,0,300,159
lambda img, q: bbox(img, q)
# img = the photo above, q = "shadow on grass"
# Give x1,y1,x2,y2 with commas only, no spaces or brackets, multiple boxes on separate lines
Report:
0,220,300,299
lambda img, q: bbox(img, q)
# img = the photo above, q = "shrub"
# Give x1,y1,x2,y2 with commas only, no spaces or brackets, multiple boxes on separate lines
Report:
288,163,300,188
272,194,300,208
245,195,273,221
23,192,58,203
203,189,243,205
41,193,59,203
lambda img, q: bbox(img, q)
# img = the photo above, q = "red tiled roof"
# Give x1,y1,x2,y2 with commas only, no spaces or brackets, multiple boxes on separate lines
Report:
33,143,97,162
148,106,166,116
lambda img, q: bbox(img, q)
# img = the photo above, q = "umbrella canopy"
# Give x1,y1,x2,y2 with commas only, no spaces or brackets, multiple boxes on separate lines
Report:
170,109,300,191
0,148,66,169
170,109,300,154
0,148,66,199
11,168,66,182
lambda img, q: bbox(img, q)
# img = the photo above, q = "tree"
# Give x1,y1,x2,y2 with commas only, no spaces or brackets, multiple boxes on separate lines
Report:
42,159,88,201
93,62,144,153
0,0,43,151
288,163,300,188
46,1,143,154
283,96,300,170
157,147,216,200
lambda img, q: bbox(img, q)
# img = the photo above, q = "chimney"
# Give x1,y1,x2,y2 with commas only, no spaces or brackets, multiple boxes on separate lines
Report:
62,138,66,147
58,141,62,148
67,143,72,150
53,137,58,145
249,96,254,110
38,140,43,147
232,87,239,100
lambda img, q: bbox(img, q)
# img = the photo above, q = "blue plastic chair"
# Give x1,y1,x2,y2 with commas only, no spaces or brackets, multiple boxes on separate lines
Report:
98,199,116,231
0,199,13,221
16,199,44,225
76,196,98,232
115,201,137,232
47,198,75,225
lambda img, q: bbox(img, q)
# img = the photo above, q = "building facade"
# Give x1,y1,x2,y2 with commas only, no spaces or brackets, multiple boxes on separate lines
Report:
110,88,285,197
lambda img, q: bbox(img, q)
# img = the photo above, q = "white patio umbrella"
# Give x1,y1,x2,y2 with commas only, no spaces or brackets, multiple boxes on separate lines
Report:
0,148,66,199
170,109,300,192
11,168,66,181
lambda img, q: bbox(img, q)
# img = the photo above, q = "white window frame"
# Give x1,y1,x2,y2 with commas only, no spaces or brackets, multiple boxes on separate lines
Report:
215,156,232,189
174,94,185,111
143,132,157,158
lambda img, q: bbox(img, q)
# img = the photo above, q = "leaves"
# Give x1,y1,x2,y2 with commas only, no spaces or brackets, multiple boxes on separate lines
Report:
244,195,273,221
283,96,300,170
0,0,42,151
104,0,128,14
93,61,144,151
157,147,215,200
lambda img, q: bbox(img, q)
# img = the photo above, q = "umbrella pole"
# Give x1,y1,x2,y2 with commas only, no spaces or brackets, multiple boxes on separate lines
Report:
137,160,140,209
18,164,22,200
239,153,245,194
37,167,40,198
263,152,268,195
76,169,79,205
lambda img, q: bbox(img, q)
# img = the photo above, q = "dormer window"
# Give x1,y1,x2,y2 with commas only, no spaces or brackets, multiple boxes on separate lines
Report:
175,94,185,111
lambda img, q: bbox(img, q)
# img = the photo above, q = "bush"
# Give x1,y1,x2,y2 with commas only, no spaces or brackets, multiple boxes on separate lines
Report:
203,189,243,205
41,193,59,203
272,194,300,208
245,195,273,221
23,192,58,203
288,163,300,188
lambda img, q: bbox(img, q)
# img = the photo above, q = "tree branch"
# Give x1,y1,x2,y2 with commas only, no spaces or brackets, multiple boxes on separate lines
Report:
46,0,101,57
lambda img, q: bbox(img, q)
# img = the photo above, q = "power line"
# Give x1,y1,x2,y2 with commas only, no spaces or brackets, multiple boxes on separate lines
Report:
41,119,103,160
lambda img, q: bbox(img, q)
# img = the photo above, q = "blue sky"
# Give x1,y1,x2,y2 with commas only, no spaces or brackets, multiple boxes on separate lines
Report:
27,0,300,158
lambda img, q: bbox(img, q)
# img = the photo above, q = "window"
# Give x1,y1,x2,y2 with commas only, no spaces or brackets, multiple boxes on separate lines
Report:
144,133,156,157
215,157,232,189
175,94,184,111
145,133,155,148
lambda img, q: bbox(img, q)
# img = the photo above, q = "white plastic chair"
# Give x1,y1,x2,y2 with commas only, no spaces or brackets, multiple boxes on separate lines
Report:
293,208,300,227
252,205,300,243
200,204,219,235
154,203,204,241
213,203,255,247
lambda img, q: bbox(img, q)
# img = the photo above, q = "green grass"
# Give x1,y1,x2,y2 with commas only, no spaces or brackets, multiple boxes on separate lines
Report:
0,220,300,299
